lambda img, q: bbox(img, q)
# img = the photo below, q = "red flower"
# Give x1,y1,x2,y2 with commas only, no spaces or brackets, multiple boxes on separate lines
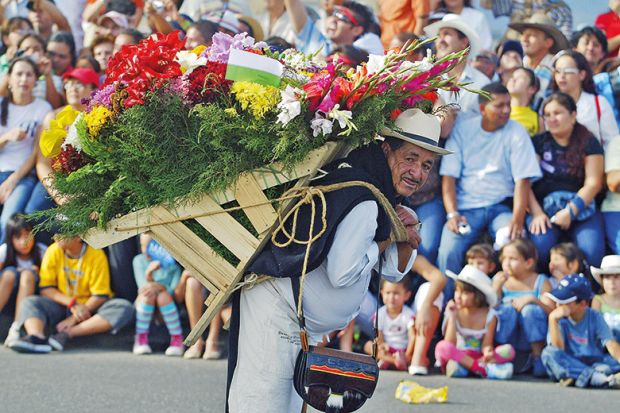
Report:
390,108,402,121
54,144,88,173
185,61,232,104
303,71,333,111
104,31,185,105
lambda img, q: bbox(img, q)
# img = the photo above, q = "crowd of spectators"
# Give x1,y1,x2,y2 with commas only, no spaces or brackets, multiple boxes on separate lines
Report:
1,0,620,389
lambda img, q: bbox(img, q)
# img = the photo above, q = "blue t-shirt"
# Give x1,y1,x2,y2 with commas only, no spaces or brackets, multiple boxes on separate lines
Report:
440,117,542,210
550,307,613,359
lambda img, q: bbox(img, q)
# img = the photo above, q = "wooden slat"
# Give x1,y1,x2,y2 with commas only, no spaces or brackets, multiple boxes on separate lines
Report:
194,197,260,263
234,173,278,234
184,290,228,346
149,208,239,290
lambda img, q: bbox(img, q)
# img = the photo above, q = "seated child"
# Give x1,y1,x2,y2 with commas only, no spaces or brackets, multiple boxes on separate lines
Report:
466,243,496,275
507,67,541,136
132,233,183,356
591,256,620,343
542,274,620,388
0,215,47,346
364,276,415,371
435,265,515,379
493,239,552,377
548,243,583,289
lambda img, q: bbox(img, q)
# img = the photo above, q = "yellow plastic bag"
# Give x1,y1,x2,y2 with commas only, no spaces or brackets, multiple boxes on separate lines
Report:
394,380,448,404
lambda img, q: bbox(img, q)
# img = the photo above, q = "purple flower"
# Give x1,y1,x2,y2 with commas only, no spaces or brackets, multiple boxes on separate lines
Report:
85,83,116,112
205,32,264,63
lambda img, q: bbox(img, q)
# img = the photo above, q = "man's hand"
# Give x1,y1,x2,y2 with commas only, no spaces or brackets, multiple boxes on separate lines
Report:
508,218,525,240
446,214,467,234
70,303,92,322
56,315,78,332
395,205,421,249
550,305,570,321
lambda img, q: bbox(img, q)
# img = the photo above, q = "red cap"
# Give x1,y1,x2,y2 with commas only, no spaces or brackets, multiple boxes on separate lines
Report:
62,68,100,88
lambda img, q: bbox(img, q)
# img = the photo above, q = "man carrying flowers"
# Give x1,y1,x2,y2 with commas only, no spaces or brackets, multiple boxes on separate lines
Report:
227,109,452,413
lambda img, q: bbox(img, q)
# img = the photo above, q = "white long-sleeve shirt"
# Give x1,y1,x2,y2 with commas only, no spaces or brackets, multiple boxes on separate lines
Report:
271,200,416,341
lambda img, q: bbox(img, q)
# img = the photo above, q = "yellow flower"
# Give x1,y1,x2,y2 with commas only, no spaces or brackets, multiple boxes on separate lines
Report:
224,107,238,117
230,81,280,119
84,106,114,137
191,45,207,56
39,105,80,158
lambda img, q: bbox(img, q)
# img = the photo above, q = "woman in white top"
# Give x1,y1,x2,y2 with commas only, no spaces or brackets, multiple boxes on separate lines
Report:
0,57,52,243
436,0,493,51
552,50,618,151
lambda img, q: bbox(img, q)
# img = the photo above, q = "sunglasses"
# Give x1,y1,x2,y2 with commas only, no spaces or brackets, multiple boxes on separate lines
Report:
332,6,360,27
553,67,580,75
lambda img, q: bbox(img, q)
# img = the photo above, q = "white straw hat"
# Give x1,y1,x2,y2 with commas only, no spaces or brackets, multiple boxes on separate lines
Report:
423,14,481,59
380,108,451,155
446,265,497,307
590,255,620,286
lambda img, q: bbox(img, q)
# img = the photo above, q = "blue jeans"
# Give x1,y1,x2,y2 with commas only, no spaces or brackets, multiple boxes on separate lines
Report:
0,171,36,243
604,211,620,255
437,203,512,299
412,196,445,265
542,346,620,387
527,211,605,268
496,303,548,351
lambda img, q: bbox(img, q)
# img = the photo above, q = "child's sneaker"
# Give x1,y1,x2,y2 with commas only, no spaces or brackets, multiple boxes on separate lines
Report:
132,333,152,355
486,363,514,380
609,372,620,389
446,360,469,378
408,365,428,376
165,335,184,357
4,322,21,347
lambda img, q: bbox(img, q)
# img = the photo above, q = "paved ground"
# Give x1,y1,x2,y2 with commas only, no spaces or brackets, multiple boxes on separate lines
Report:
1,341,618,413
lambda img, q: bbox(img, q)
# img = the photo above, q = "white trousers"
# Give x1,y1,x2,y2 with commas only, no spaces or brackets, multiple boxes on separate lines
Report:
228,280,305,413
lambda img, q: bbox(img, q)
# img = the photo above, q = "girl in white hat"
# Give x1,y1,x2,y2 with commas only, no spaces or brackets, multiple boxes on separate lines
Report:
435,265,515,379
592,255,620,342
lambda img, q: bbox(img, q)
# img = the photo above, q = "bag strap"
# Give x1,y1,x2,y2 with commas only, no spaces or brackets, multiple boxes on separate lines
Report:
291,255,383,355
594,94,604,147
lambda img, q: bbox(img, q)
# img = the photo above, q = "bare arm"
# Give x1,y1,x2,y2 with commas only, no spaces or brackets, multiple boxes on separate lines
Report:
442,175,465,233
573,155,605,206
607,170,620,193
606,340,620,361
411,255,446,311
509,178,530,239
83,0,105,23
283,0,309,34
548,306,569,349
443,308,457,344
41,286,73,306
39,0,71,32
481,315,497,357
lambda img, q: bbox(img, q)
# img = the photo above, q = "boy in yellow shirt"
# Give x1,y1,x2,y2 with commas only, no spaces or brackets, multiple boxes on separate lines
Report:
9,236,134,354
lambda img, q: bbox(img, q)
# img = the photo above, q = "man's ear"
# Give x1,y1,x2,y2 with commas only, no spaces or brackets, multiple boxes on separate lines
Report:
381,141,390,156
545,37,555,52
352,25,364,39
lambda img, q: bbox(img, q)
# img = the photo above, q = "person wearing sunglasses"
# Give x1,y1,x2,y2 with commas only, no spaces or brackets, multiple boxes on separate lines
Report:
551,50,618,150
284,0,378,56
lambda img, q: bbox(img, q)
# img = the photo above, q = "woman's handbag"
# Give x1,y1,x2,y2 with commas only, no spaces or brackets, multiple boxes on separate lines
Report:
291,258,382,413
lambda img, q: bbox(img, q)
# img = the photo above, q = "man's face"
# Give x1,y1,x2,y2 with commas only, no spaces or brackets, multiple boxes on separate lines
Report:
47,41,72,75
325,7,363,46
436,27,469,59
610,0,620,14
28,9,52,34
382,141,435,197
520,28,553,58
481,93,511,130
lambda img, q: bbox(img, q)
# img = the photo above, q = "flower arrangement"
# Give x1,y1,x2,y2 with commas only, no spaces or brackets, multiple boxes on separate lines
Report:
37,31,470,236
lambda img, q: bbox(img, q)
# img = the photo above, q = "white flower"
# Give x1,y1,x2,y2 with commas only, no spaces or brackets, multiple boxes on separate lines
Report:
366,54,386,74
410,49,434,73
62,115,83,152
310,115,333,137
276,85,302,126
327,104,353,129
175,50,207,75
